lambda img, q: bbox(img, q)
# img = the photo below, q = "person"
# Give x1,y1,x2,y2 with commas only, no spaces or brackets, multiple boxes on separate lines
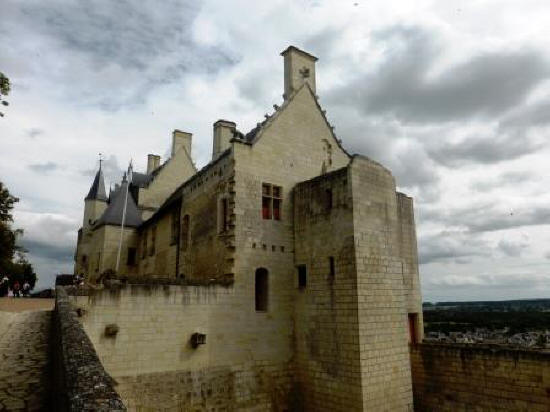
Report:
22,281,30,297
13,281,20,298
0,275,9,297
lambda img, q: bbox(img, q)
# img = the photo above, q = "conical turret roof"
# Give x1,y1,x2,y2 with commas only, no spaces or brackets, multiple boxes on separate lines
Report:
95,178,142,228
85,168,107,201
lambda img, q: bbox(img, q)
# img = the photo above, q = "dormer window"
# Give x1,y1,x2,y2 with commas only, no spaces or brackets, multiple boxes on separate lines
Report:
262,183,282,220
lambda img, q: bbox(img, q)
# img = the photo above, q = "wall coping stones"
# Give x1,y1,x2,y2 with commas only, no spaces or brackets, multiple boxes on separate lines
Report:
54,286,126,411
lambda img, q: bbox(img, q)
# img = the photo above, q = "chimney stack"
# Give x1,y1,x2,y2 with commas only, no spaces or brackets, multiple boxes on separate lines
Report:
147,154,161,174
172,130,192,158
280,46,318,100
212,120,236,160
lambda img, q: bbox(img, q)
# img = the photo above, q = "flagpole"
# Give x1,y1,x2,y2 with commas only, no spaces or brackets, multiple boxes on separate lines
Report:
115,161,132,273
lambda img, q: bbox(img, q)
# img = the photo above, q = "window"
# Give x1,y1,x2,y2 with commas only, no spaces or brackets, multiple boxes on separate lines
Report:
181,215,190,251
408,313,418,344
170,208,180,245
81,255,87,265
262,183,282,220
297,265,307,289
220,198,229,233
141,232,147,259
255,268,268,311
127,248,136,266
149,226,156,256
329,257,335,279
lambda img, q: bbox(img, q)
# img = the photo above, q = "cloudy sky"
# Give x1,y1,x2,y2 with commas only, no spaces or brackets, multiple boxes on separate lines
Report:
1,0,549,301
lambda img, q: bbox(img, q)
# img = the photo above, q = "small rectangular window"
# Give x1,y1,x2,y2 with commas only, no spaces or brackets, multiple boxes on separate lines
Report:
127,248,136,266
255,268,268,311
329,257,335,278
298,265,307,289
408,313,418,344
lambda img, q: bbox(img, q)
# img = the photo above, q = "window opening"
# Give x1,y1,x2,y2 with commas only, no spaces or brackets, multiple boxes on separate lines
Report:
329,257,335,279
298,265,307,289
408,313,418,344
127,248,136,266
255,268,269,311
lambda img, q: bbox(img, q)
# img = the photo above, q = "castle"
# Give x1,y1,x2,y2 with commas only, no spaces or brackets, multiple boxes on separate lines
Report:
73,46,423,411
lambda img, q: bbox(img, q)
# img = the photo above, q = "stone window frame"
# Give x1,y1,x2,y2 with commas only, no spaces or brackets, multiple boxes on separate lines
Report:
262,183,282,220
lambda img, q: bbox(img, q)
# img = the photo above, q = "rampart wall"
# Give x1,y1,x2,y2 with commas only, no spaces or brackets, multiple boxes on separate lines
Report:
410,343,550,411
69,282,293,411
53,286,126,411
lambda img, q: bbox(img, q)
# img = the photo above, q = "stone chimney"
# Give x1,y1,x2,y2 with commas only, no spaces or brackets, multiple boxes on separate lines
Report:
172,130,192,157
212,120,236,160
147,154,161,174
281,46,318,100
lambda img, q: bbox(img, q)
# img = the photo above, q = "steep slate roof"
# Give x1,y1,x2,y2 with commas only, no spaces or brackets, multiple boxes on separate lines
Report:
85,169,107,201
95,179,142,228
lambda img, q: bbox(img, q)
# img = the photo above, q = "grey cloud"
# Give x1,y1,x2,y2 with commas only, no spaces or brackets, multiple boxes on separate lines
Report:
470,171,534,192
419,230,492,265
4,0,238,111
428,131,542,167
498,238,529,257
424,204,550,233
500,99,550,130
28,162,60,173
328,25,549,123
26,128,43,139
21,239,74,262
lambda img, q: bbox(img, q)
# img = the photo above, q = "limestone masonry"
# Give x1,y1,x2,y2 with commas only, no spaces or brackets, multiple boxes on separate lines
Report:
73,46,423,411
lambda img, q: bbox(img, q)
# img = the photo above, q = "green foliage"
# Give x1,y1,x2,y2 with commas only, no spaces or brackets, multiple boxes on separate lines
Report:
0,181,36,290
424,309,550,335
0,72,10,117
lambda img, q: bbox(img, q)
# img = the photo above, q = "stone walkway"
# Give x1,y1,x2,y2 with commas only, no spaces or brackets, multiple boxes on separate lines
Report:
0,310,52,411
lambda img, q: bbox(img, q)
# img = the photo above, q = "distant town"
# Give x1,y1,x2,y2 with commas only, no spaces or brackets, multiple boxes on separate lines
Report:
423,299,550,349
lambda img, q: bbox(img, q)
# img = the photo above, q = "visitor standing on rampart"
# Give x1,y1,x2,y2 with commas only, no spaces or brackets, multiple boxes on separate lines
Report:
0,274,9,297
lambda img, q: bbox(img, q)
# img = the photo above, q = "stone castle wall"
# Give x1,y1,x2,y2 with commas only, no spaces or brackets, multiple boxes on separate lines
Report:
70,283,294,411
410,343,550,411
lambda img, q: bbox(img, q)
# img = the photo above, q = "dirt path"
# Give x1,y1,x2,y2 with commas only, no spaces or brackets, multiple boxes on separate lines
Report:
0,300,53,411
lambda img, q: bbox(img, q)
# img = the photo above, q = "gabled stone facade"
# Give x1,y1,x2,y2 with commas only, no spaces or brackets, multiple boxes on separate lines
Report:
73,46,423,411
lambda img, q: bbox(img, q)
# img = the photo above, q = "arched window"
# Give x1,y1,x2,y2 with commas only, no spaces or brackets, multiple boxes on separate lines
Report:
181,215,190,251
255,268,269,312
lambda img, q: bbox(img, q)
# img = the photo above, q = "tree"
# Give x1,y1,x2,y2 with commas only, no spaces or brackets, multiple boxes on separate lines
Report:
0,72,10,117
0,181,36,291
